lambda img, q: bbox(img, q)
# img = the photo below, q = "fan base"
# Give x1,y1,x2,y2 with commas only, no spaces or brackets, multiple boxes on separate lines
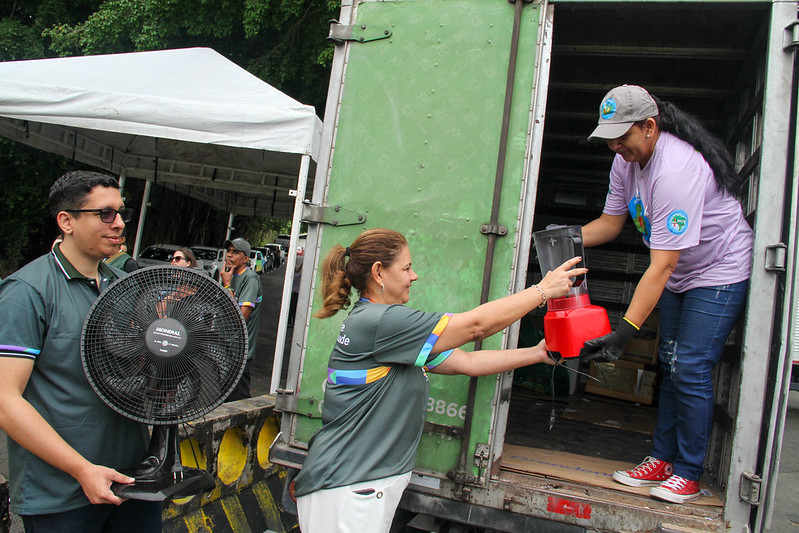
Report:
112,467,215,501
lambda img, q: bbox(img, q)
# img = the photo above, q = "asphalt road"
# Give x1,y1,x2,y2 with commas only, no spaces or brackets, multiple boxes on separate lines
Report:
1,264,798,531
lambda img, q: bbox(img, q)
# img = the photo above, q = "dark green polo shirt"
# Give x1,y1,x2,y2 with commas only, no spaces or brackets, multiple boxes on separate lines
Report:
294,300,452,497
0,245,149,515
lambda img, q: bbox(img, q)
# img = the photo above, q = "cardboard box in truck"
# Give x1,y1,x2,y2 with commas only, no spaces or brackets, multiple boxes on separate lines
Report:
270,1,799,531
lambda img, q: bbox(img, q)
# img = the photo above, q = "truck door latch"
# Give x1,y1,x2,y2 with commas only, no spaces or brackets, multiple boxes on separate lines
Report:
764,243,787,272
328,20,392,44
480,224,508,237
739,471,762,505
446,470,479,485
301,202,367,227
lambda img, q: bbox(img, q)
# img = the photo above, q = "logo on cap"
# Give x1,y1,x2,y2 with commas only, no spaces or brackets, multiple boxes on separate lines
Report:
600,98,617,120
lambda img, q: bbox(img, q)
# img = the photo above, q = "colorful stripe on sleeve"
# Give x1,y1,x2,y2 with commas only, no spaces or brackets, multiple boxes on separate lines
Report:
0,345,40,360
327,366,391,385
414,313,453,368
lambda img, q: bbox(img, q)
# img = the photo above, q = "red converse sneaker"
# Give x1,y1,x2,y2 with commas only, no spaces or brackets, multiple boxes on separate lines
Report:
650,475,701,503
612,456,673,487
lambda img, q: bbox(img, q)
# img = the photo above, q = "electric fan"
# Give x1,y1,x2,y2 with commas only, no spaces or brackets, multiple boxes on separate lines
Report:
81,265,248,501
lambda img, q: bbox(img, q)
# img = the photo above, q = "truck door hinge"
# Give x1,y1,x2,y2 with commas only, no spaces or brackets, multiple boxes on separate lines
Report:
739,471,762,506
784,20,799,52
328,20,392,44
274,389,323,419
764,243,787,272
301,202,367,227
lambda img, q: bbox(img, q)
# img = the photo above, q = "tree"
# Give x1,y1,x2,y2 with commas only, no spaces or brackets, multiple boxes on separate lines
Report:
0,0,338,274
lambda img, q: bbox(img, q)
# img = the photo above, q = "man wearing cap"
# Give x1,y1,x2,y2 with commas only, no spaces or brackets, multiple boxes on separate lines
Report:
220,237,263,402
579,85,752,504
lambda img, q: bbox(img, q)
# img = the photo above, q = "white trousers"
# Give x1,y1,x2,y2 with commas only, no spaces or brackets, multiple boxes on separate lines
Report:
296,471,412,533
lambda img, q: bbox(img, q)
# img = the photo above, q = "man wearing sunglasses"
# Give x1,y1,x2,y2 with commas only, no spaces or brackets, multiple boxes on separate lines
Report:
0,171,162,531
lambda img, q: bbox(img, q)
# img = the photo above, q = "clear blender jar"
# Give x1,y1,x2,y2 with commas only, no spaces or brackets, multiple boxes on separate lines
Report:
533,225,610,358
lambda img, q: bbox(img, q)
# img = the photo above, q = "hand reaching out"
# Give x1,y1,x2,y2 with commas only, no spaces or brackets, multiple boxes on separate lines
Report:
536,257,587,301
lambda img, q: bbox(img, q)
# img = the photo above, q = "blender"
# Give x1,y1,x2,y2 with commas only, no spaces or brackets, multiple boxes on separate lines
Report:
533,225,611,358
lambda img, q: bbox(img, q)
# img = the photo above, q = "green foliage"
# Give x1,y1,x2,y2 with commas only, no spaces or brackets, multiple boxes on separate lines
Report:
0,19,45,60
0,139,73,277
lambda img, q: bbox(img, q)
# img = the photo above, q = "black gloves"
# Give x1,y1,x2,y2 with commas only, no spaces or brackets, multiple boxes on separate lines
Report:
581,318,638,362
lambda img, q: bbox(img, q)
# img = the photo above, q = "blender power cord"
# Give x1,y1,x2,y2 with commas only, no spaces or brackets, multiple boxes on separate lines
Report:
546,351,611,430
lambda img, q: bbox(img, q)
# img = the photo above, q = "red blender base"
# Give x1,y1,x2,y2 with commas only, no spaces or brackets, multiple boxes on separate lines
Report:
544,305,612,358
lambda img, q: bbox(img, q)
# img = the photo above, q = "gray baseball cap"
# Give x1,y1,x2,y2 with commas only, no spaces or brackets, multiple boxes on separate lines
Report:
223,237,251,256
588,85,659,142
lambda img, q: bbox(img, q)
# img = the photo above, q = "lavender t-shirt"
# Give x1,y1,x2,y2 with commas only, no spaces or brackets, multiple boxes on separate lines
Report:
603,132,753,292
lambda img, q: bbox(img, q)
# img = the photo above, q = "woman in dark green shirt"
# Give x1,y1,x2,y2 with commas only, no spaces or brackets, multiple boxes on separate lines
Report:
294,228,584,533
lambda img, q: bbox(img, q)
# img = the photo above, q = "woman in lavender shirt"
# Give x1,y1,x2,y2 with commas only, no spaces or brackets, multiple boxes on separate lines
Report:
580,85,753,504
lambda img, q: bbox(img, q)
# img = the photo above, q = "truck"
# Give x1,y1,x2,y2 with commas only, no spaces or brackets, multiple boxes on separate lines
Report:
269,1,799,531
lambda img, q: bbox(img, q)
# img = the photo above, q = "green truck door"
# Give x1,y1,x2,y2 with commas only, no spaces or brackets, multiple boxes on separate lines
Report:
295,0,544,481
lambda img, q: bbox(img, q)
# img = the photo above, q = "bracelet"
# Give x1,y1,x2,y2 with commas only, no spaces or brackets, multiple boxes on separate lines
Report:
532,284,548,308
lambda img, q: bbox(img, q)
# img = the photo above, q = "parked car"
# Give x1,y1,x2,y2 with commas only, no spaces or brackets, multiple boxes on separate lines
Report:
264,243,283,268
137,244,208,275
249,250,264,274
191,245,225,280
136,244,182,267
252,246,275,271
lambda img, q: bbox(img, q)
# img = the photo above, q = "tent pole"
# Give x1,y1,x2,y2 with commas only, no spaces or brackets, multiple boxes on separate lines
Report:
132,179,152,259
271,154,310,394
225,213,235,241
118,168,127,195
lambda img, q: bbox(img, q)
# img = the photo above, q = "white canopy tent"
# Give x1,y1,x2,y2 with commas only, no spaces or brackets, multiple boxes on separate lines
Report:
0,47,322,224
0,47,323,392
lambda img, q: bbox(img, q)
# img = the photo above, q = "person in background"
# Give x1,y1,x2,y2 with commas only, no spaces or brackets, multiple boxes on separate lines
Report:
220,237,262,402
293,228,584,533
580,85,753,504
105,234,140,273
169,247,197,269
0,170,162,532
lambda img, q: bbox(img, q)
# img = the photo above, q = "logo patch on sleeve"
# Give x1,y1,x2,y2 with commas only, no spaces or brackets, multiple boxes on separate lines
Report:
667,210,689,235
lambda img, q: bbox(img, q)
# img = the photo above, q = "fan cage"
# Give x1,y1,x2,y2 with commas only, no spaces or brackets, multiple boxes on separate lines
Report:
82,266,248,425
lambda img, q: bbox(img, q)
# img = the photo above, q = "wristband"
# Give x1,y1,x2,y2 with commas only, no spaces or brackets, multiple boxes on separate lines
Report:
622,316,640,330
532,284,548,308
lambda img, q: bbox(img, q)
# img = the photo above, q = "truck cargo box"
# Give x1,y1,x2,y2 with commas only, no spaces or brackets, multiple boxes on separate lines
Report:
271,1,799,531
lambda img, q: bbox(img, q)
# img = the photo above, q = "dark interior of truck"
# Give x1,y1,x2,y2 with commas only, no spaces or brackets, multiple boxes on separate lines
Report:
507,0,771,513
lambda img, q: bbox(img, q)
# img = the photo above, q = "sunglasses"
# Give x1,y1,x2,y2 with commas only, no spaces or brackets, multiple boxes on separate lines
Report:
66,207,134,224
171,255,187,262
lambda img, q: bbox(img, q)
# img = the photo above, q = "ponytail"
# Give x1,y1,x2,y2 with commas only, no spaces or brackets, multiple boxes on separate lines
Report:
314,245,353,319
652,96,741,196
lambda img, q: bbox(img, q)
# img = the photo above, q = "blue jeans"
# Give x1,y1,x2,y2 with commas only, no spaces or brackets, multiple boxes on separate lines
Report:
650,281,748,481
21,500,162,533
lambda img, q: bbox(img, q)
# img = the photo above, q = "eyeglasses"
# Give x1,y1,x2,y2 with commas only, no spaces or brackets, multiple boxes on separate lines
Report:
65,207,134,224
170,255,187,263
